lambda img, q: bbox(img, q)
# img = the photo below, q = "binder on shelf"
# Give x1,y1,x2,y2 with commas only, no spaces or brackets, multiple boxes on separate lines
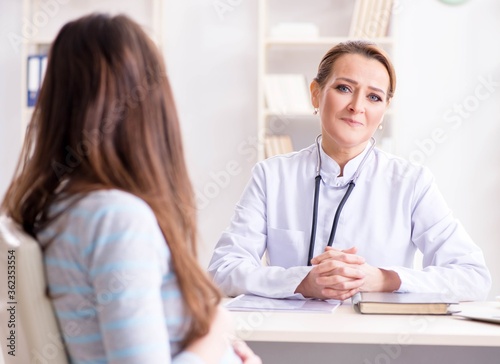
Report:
27,55,40,107
349,0,393,38
348,0,364,38
378,0,394,38
264,74,312,115
265,135,294,158
27,54,48,107
40,54,48,82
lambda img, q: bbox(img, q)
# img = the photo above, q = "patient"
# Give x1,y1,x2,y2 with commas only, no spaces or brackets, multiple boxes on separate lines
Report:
1,13,259,364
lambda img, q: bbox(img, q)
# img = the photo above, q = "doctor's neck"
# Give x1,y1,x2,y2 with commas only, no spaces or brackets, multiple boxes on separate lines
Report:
322,141,368,177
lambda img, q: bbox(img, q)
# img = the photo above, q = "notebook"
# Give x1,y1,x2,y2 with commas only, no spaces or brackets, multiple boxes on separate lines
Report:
352,292,459,315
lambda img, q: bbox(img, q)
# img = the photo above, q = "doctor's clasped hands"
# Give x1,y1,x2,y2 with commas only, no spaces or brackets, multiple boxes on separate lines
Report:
296,246,401,300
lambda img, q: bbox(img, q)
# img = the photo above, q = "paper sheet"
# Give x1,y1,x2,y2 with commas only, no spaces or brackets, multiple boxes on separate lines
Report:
225,294,340,313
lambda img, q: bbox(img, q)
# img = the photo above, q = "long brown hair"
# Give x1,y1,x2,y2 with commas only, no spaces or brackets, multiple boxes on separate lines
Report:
1,13,220,347
315,40,396,100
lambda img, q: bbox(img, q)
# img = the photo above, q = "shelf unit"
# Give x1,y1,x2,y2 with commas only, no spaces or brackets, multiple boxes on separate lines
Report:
20,0,164,141
257,0,396,160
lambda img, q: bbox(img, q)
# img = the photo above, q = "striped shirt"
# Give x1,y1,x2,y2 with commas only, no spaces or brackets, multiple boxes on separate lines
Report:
38,189,240,364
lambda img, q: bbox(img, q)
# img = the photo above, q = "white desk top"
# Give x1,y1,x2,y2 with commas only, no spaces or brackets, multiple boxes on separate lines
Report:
229,301,500,347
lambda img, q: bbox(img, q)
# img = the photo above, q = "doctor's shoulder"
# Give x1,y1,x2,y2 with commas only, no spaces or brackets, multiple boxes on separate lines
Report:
372,147,434,186
254,143,316,175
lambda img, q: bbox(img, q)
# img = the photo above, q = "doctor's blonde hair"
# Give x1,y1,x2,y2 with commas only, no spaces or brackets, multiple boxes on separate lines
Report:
314,40,396,101
1,13,220,348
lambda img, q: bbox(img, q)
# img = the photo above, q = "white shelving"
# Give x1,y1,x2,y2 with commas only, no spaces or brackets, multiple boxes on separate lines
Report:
257,0,396,160
20,0,163,140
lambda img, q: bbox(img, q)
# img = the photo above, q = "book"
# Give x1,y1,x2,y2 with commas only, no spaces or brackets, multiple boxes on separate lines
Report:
352,292,459,315
278,134,294,154
264,135,294,158
225,294,340,313
264,74,312,115
377,0,394,37
348,0,363,37
349,0,394,38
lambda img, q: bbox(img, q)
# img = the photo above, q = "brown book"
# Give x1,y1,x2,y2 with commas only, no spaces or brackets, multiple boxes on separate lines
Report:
352,292,458,315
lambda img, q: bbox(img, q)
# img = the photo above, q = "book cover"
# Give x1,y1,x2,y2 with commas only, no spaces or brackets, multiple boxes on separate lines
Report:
352,292,459,315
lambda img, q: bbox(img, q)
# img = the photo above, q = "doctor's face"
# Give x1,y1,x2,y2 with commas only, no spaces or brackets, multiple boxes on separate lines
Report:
311,53,390,155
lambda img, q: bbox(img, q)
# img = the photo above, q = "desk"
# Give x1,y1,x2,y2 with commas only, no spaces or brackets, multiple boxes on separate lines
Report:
230,301,500,364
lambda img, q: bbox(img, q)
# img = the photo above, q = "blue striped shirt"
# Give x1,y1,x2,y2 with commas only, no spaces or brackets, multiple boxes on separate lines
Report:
38,190,240,364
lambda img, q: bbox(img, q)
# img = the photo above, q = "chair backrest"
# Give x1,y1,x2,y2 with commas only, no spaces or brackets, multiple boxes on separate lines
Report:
0,216,69,364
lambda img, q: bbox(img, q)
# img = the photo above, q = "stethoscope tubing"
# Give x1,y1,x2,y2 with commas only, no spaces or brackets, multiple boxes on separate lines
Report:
307,135,376,266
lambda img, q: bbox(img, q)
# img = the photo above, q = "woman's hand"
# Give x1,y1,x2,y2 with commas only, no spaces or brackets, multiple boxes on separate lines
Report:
295,247,366,300
186,307,262,364
232,339,262,364
185,306,235,363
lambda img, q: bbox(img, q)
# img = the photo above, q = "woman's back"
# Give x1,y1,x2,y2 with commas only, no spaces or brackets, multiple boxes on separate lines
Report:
39,190,189,362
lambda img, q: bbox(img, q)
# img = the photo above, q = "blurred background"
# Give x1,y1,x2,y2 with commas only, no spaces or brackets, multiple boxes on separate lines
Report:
0,0,499,300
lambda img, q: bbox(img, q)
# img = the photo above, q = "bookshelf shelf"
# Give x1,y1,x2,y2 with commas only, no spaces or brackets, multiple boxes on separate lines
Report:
264,110,313,118
20,0,163,141
258,0,397,160
266,36,394,47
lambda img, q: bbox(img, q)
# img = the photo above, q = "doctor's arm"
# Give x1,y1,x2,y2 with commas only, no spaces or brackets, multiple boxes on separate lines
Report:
384,168,491,301
208,164,312,299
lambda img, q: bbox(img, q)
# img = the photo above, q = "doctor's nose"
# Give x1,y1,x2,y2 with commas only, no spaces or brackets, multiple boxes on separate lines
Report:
348,96,365,114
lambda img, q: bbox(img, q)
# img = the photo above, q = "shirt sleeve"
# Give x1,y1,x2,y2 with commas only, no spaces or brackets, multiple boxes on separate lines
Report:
172,352,205,364
385,167,491,301
208,164,312,299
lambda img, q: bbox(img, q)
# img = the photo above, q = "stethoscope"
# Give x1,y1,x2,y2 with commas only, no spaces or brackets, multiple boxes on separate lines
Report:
307,135,376,266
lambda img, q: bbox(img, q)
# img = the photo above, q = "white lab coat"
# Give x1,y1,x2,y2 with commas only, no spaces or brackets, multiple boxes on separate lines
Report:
208,143,491,301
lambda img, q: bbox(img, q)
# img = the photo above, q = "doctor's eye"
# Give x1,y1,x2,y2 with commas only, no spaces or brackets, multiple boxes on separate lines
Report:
335,84,351,93
368,94,383,102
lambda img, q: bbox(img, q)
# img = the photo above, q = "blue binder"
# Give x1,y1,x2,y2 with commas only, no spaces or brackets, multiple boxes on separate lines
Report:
27,54,48,107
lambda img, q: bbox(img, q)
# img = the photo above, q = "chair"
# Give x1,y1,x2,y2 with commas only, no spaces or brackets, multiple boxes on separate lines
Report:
0,216,68,364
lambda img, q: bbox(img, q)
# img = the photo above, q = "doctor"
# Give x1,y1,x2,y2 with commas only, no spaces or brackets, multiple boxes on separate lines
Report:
208,41,491,301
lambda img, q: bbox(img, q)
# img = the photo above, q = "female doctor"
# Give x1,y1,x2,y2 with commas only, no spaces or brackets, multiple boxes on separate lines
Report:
208,41,491,301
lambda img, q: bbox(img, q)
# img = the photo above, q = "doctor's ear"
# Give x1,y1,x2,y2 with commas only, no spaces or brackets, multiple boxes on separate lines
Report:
310,80,321,108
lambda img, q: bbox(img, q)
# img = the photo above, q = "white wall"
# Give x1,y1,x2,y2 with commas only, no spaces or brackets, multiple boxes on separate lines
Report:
0,0,23,199
0,0,498,299
394,0,500,299
163,0,258,268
